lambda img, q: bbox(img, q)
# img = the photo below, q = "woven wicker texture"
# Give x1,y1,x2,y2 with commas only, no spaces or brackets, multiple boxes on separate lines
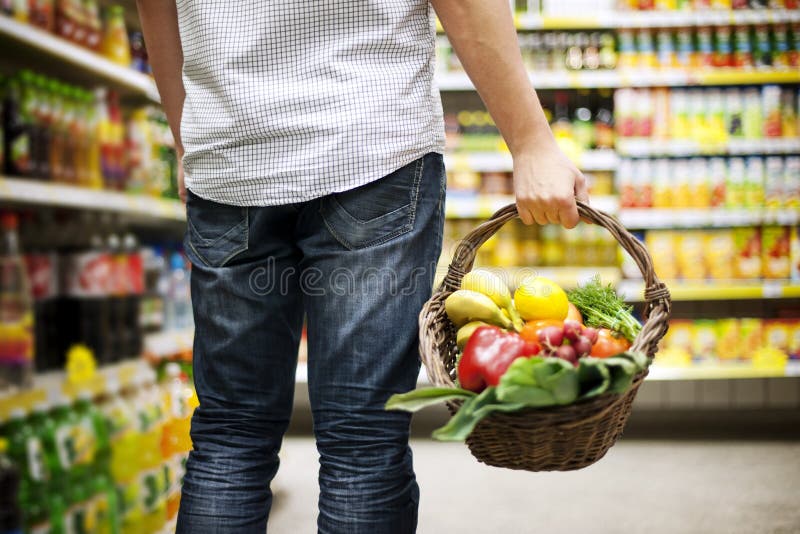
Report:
419,201,671,471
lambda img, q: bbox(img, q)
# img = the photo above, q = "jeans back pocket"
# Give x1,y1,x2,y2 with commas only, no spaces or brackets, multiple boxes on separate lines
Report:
320,157,425,250
185,190,249,268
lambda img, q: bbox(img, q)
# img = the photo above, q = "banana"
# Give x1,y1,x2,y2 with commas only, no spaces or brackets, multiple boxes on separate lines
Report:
445,290,513,329
456,321,491,349
461,269,524,332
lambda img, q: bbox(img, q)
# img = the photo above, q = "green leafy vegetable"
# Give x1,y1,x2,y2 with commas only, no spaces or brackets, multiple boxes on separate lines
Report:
385,387,476,413
577,358,611,398
431,388,526,441
567,276,642,342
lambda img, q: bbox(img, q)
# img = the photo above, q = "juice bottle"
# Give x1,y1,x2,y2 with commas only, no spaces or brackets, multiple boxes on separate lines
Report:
713,26,733,68
753,24,773,68
84,91,103,189
12,0,28,22
0,212,34,390
95,87,114,188
3,75,34,178
56,0,80,42
0,437,22,534
47,80,66,183
83,0,102,52
118,378,145,534
75,390,110,474
30,74,53,182
30,0,55,32
137,369,166,533
102,6,131,66
60,88,79,184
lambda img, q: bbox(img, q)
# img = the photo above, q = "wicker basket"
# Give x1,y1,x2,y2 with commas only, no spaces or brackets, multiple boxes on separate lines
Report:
419,201,672,472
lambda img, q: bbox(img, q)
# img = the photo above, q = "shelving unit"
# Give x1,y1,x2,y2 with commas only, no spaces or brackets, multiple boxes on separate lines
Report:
0,176,185,222
618,280,800,302
512,9,800,30
437,69,800,91
619,208,800,229
0,359,150,422
0,15,159,102
617,138,800,158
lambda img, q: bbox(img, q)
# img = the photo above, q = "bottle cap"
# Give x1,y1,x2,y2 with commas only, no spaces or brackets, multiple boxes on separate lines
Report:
170,252,186,271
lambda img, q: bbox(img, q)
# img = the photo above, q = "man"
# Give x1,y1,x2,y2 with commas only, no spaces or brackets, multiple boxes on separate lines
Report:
136,1,589,532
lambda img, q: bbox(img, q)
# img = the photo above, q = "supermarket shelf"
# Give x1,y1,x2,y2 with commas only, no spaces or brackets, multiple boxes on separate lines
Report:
618,208,800,229
0,176,186,222
617,138,800,158
0,15,160,102
619,280,800,302
143,329,194,361
512,9,800,30
647,360,800,381
0,359,150,422
446,194,619,219
437,69,800,91
445,149,618,173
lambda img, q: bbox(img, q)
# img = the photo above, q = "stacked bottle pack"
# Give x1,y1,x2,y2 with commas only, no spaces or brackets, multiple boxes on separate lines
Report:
1,70,179,199
0,209,193,391
0,2,148,72
659,317,800,362
615,85,799,145
0,364,197,533
443,219,620,271
617,156,800,209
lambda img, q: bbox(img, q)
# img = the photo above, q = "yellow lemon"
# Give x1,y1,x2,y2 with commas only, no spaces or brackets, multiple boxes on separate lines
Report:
513,276,569,321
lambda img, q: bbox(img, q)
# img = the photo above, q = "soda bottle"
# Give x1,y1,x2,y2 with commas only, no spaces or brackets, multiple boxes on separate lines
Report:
0,437,22,534
3,407,49,500
3,75,33,178
62,213,113,364
107,229,125,363
165,252,192,332
0,212,34,390
101,6,131,66
122,233,144,359
130,32,149,74
75,390,110,474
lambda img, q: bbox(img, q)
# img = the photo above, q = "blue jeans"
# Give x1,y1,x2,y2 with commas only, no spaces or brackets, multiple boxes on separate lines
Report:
176,153,446,533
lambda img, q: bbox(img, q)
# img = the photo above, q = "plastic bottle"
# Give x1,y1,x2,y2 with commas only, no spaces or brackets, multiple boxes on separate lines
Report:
84,90,104,189
122,233,144,359
83,0,102,52
165,253,193,332
133,369,166,533
4,406,49,503
29,74,52,181
113,379,144,534
0,212,34,390
3,75,34,178
130,32,149,74
75,390,110,475
102,6,131,66
107,229,125,363
0,437,22,534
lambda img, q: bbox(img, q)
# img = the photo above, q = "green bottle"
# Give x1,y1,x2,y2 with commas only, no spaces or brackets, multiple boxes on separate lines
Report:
90,472,120,534
75,391,110,475
3,407,50,495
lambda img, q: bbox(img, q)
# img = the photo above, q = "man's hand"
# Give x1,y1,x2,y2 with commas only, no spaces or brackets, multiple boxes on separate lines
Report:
513,146,589,228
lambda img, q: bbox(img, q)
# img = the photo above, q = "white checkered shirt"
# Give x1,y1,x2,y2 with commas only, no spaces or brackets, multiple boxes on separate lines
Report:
176,0,446,206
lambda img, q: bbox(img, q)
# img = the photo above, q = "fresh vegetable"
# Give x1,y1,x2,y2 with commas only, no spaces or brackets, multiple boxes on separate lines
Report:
520,319,564,343
445,290,513,329
457,326,540,392
456,321,491,350
386,351,650,442
567,302,583,324
567,276,641,342
513,276,569,322
461,269,524,331
590,328,633,358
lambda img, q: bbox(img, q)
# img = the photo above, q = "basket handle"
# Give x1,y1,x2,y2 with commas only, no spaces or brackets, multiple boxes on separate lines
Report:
440,201,672,356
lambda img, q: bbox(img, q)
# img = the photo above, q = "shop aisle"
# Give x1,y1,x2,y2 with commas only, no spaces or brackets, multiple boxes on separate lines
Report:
271,437,800,534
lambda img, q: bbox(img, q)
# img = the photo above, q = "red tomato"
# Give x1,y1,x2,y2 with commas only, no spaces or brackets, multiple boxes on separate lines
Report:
520,320,563,344
590,329,632,358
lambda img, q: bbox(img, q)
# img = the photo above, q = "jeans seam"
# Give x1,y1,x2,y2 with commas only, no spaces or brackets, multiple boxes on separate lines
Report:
188,207,250,268
406,156,424,232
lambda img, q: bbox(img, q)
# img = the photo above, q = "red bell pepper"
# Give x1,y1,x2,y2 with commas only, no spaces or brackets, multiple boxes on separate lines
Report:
457,326,541,393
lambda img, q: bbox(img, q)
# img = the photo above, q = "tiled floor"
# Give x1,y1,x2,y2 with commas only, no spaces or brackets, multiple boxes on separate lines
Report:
270,438,800,534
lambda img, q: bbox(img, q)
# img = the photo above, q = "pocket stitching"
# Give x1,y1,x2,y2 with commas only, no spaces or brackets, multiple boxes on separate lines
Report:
187,208,249,268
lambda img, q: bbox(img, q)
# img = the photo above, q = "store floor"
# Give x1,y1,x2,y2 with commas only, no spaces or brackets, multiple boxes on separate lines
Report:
270,437,800,534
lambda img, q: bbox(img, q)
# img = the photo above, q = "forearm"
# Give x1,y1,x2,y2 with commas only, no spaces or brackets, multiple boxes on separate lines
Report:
136,0,185,152
431,0,555,156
